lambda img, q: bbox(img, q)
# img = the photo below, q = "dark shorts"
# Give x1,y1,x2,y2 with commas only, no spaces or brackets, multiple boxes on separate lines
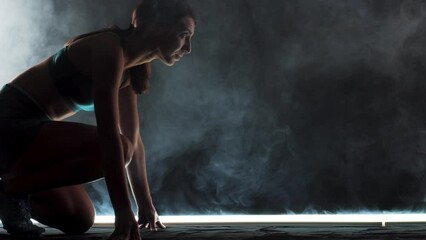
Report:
0,84,51,174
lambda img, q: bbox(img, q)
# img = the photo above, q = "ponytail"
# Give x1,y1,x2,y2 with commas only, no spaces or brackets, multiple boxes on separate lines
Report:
129,63,151,94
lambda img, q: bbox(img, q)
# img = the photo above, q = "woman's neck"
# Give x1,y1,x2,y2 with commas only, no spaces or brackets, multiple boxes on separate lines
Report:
122,33,159,69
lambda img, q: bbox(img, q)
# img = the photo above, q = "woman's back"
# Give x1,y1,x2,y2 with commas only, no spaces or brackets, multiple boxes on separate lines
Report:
10,29,129,120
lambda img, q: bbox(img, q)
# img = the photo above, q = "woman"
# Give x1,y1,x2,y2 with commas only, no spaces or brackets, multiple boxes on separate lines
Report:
0,0,195,239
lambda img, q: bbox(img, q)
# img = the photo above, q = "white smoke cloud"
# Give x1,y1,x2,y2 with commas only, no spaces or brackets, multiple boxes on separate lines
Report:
0,0,54,85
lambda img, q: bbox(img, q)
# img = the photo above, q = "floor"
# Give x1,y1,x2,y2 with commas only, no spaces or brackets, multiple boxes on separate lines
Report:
1,223,426,239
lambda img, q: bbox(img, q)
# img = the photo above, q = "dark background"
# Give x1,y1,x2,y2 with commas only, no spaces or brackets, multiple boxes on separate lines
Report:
3,0,426,215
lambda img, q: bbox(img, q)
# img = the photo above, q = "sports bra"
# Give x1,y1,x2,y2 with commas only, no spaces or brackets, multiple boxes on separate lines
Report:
48,27,132,112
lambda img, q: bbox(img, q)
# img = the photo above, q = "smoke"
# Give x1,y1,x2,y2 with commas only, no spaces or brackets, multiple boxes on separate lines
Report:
144,0,426,214
0,0,54,83
4,0,426,215
241,0,426,212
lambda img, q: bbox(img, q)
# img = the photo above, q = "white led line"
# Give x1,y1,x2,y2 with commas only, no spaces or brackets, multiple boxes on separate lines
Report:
94,214,426,226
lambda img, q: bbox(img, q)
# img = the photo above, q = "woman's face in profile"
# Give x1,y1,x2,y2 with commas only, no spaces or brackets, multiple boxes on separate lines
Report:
157,16,195,66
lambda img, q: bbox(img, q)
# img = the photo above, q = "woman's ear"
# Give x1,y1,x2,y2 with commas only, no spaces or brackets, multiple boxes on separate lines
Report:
132,10,139,28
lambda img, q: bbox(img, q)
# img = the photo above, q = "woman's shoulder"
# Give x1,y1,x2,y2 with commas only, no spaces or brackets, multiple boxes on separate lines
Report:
94,33,123,57
68,30,123,57
64,29,125,76
89,32,122,49
66,27,124,48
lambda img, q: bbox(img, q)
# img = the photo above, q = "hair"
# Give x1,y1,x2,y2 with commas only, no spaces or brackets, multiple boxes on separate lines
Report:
130,0,195,94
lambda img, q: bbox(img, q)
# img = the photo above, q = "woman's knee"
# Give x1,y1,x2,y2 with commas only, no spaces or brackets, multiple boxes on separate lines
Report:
31,203,95,235
57,212,95,235
30,186,95,234
54,195,95,234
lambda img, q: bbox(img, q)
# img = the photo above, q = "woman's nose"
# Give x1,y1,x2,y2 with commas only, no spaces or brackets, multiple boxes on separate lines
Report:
182,39,191,54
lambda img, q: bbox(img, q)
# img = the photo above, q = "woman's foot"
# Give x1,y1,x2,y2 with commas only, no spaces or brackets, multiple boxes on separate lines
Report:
0,181,45,238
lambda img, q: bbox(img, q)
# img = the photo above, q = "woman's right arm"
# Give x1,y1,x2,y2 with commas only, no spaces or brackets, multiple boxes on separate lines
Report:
91,33,140,240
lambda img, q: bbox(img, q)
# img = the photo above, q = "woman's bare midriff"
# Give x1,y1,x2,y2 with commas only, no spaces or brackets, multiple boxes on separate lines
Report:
9,59,77,121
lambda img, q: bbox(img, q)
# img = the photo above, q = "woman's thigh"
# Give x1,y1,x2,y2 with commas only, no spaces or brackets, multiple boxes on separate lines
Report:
2,120,134,195
9,120,133,174
10,121,99,172
30,184,95,234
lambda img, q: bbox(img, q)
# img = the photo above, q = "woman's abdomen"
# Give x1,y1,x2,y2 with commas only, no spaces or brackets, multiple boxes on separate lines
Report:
9,59,77,121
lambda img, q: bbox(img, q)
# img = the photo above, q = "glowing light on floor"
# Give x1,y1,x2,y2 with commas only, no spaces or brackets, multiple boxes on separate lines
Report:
94,214,426,226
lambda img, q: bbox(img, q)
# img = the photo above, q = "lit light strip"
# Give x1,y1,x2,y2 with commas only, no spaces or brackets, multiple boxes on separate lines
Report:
94,214,426,226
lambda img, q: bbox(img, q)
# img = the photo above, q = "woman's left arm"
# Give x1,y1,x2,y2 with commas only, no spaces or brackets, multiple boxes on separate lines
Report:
118,85,165,231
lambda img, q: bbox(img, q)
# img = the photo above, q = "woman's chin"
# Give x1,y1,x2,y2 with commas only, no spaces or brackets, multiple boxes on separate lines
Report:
167,59,179,66
158,56,177,66
165,60,176,66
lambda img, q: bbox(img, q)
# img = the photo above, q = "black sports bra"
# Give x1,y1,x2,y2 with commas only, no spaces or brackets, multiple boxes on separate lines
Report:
48,27,132,112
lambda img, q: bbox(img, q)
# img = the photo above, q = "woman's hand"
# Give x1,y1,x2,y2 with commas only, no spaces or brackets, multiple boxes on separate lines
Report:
138,204,166,231
109,212,140,240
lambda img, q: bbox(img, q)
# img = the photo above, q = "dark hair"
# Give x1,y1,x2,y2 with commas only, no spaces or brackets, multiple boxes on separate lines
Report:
130,0,195,94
